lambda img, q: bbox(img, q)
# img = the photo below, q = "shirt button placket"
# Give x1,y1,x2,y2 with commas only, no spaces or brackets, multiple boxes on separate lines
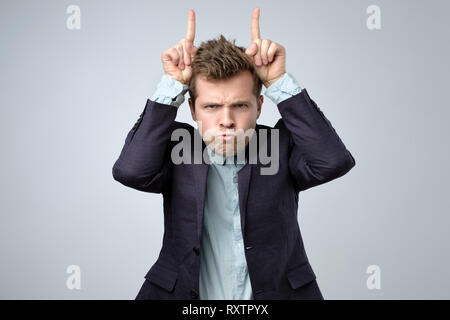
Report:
234,171,239,210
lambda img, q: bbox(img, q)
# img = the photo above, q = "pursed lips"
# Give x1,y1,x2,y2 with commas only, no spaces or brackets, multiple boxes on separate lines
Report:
220,132,236,139
221,134,234,140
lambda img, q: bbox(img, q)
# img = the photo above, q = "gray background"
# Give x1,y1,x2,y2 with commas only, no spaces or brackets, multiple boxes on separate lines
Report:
1,0,449,299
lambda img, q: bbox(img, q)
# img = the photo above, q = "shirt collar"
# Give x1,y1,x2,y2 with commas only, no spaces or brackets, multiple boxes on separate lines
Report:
206,145,246,166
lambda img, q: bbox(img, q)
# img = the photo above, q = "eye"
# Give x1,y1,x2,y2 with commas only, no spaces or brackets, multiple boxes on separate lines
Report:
235,104,247,108
206,105,216,109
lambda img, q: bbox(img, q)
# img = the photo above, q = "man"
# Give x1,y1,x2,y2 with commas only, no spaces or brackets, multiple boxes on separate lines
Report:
112,8,355,300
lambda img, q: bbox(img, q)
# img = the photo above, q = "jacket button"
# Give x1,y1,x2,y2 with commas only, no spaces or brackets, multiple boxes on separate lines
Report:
190,289,199,299
193,247,200,256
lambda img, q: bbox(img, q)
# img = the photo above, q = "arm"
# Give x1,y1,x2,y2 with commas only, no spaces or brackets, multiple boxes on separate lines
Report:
111,96,179,194
150,74,189,108
267,75,355,192
247,7,355,192
112,9,197,194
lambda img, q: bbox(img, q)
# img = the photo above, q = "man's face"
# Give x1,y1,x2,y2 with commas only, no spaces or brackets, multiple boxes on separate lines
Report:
188,70,263,156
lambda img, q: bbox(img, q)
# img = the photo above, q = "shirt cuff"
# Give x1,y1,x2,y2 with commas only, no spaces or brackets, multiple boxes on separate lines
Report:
150,74,189,108
263,72,303,105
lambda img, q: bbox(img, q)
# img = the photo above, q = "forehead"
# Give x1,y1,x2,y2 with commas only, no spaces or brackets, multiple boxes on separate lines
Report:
195,71,255,104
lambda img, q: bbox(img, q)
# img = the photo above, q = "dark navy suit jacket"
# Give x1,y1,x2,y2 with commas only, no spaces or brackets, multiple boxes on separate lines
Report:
112,88,356,300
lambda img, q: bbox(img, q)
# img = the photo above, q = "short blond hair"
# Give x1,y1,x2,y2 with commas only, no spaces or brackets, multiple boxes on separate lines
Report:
188,34,263,110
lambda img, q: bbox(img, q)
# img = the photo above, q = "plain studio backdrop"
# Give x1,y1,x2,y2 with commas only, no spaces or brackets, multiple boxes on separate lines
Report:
0,0,449,299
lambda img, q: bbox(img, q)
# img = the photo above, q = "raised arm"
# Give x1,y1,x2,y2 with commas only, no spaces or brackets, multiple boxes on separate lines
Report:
112,9,198,193
245,7,355,191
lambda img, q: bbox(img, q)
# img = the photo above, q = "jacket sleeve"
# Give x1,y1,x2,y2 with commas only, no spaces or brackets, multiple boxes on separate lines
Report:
112,99,178,194
275,88,356,192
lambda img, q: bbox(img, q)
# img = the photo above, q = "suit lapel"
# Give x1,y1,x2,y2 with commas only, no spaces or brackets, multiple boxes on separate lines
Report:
191,127,209,243
193,162,209,242
237,164,252,237
238,124,263,238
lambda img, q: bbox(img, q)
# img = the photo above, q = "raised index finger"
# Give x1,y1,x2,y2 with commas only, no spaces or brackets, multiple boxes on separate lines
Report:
186,9,196,43
251,7,260,41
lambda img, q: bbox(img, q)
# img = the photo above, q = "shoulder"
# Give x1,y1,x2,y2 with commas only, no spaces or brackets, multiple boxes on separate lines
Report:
257,119,292,148
257,118,290,135
170,120,195,132
167,121,197,147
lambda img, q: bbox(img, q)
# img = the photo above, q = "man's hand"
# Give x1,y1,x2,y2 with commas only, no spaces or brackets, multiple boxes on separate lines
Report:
245,7,286,88
161,9,198,85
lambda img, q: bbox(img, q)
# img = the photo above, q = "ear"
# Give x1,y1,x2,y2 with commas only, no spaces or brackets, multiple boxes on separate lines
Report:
188,98,197,121
256,95,263,119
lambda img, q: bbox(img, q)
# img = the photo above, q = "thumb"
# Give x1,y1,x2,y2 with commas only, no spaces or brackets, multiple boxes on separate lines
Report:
245,42,257,56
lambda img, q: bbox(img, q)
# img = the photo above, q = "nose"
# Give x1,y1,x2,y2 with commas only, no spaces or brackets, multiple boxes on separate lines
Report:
219,107,235,130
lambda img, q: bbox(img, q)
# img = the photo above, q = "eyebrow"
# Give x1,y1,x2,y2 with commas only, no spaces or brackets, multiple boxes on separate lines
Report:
199,100,252,107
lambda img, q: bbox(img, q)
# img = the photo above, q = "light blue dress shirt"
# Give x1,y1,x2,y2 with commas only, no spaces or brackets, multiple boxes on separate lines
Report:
199,146,251,299
150,74,190,107
150,71,302,299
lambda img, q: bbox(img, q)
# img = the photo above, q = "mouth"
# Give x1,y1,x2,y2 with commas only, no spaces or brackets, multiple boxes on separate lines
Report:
221,134,235,141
